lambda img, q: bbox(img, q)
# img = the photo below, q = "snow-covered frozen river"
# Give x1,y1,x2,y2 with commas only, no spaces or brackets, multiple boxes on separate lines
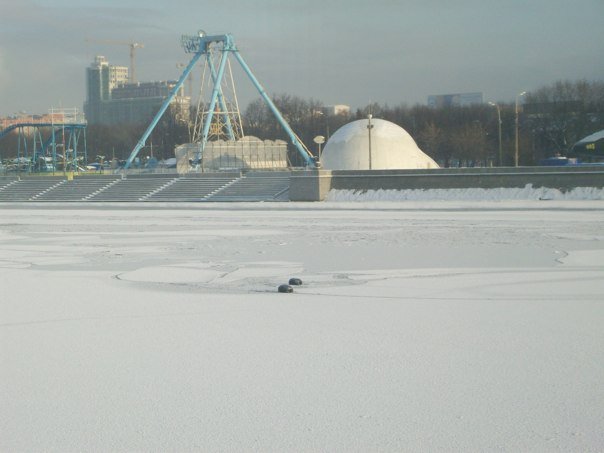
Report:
1,200,603,451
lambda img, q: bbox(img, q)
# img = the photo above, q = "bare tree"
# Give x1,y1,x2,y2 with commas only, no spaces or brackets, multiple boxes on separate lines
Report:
417,121,446,165
524,80,604,158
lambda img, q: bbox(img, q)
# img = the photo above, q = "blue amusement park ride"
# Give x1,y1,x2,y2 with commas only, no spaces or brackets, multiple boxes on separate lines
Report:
124,31,315,170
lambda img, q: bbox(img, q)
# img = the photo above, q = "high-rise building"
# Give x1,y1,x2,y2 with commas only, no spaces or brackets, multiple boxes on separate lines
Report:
84,56,189,125
85,56,128,103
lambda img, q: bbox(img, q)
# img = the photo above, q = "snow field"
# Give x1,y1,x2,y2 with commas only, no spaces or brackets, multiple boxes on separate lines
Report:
1,202,603,451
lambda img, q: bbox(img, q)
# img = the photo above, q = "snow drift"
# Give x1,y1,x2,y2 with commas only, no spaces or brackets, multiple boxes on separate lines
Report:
326,184,604,201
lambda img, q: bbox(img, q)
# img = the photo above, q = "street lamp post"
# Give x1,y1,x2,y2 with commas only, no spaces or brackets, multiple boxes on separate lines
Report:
315,109,329,147
313,135,325,166
515,91,526,167
488,102,503,166
367,113,374,169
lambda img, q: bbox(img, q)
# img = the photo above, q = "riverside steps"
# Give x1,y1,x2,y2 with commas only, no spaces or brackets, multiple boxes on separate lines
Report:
145,173,240,202
86,174,178,202
36,175,122,201
0,166,603,202
207,171,291,201
289,166,604,201
0,176,66,201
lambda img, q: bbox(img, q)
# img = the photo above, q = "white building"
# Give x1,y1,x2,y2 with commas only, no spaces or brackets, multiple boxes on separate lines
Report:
321,105,351,117
321,118,439,170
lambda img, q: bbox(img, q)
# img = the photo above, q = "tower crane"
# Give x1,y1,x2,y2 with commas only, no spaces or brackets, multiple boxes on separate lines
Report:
85,39,144,83
176,62,194,98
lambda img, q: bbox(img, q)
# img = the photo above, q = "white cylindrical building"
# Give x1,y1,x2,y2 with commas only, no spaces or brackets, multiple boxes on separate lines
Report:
321,118,439,170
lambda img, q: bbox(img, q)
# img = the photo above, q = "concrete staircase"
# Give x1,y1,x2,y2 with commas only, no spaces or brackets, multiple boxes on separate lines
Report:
0,172,293,202
145,175,240,201
0,177,19,193
0,177,66,201
208,172,291,201
87,175,179,202
36,175,122,201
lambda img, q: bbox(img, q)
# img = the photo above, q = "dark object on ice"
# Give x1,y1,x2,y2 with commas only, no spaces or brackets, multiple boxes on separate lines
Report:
278,284,294,293
288,278,303,286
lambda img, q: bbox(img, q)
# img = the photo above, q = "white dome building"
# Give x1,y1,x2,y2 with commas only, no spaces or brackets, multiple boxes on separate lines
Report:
320,118,439,170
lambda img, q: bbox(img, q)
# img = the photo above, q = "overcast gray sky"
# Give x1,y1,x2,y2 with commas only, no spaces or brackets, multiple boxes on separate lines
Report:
1,0,603,117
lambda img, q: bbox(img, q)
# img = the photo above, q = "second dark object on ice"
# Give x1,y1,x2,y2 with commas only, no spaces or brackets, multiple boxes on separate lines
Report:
288,278,303,286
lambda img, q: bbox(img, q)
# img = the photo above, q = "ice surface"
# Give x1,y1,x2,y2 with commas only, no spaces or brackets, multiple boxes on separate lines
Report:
1,201,604,451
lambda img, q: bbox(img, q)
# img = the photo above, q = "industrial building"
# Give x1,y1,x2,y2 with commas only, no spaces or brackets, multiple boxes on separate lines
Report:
427,92,483,108
83,56,190,125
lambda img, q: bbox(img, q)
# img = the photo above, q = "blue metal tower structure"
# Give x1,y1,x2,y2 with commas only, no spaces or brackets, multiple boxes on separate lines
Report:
124,31,315,169
189,42,243,145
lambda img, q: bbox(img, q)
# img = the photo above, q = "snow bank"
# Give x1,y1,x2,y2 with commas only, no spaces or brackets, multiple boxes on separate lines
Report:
326,184,604,201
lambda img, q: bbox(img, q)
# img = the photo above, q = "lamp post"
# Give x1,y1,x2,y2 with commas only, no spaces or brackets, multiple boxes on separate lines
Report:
488,102,503,166
315,109,330,144
313,135,325,166
515,91,526,167
367,113,374,169
97,155,105,174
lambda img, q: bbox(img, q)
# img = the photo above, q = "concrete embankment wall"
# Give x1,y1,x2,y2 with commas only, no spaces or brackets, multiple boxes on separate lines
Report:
289,166,604,201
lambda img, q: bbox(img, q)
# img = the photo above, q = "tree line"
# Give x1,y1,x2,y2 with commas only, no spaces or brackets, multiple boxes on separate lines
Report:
242,80,604,167
2,79,602,167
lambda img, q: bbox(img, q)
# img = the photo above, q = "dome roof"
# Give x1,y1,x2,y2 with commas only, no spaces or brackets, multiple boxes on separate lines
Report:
320,118,439,170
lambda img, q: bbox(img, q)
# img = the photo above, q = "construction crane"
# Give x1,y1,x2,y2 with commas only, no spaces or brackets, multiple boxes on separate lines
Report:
176,62,194,98
85,39,144,83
